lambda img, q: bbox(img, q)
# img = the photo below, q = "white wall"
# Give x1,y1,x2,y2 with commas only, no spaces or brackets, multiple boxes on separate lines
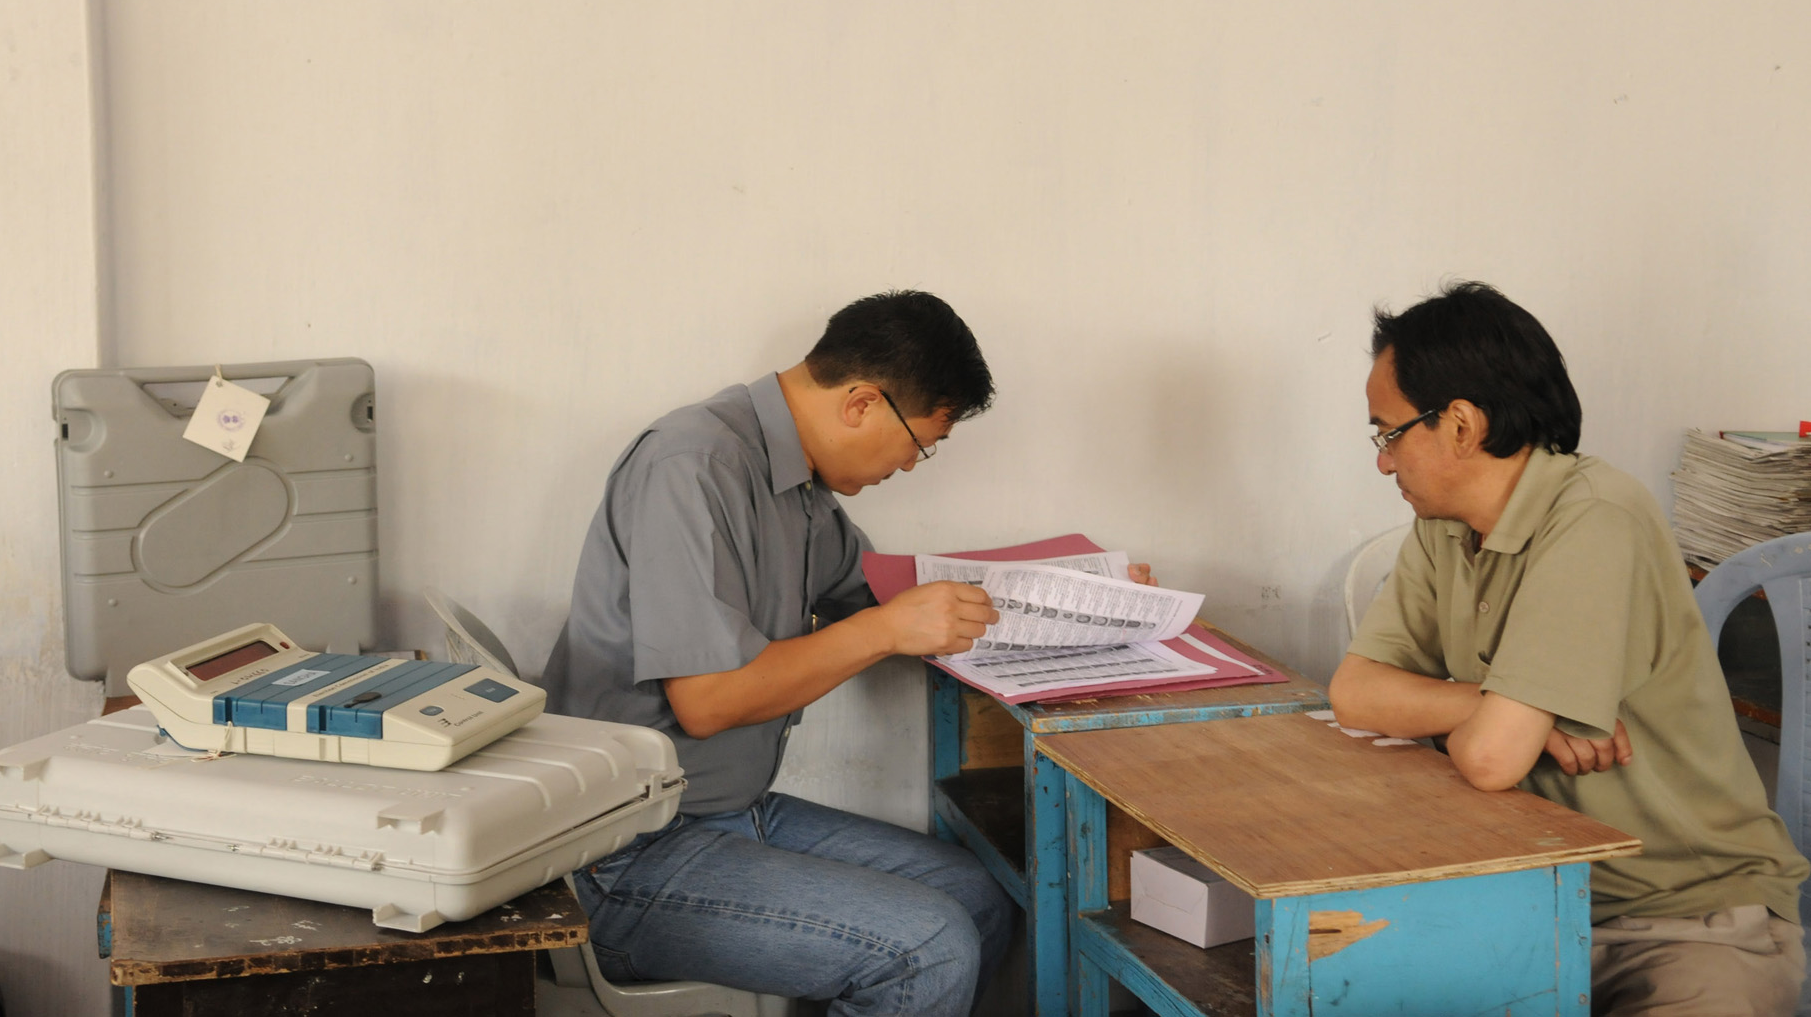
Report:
0,2,109,1014
7,3,1811,1013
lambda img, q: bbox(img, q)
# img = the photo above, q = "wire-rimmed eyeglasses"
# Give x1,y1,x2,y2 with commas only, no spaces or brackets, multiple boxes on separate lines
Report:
879,390,935,462
1370,408,1438,452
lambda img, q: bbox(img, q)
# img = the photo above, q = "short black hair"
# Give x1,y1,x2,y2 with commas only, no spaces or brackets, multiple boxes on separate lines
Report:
1372,280,1581,457
805,291,994,423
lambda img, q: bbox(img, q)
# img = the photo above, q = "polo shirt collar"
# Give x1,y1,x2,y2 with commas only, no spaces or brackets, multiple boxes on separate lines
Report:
1479,447,1575,554
749,372,811,495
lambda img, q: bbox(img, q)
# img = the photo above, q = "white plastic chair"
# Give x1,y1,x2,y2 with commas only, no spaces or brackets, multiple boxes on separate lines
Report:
422,589,788,1017
1344,523,1412,640
554,876,792,1017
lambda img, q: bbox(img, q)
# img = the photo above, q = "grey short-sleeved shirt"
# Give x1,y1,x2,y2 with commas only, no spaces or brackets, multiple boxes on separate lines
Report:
542,374,875,815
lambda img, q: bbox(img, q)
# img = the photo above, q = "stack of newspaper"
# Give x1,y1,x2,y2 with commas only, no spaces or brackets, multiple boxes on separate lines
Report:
1672,429,1811,571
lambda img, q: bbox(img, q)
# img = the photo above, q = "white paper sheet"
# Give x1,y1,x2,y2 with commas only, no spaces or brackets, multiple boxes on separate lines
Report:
953,563,1204,657
934,641,1216,702
914,551,1132,585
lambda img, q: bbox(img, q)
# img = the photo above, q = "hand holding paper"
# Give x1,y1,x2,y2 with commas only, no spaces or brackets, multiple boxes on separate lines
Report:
878,581,999,657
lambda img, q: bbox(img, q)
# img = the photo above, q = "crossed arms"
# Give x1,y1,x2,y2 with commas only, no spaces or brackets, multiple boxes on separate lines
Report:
1329,654,1631,792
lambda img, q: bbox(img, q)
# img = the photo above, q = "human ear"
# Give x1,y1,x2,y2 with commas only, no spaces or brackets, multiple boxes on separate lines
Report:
839,383,881,429
1447,399,1490,456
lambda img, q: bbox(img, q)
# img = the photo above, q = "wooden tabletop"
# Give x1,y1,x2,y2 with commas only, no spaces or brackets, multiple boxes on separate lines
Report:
102,871,587,986
1036,712,1640,899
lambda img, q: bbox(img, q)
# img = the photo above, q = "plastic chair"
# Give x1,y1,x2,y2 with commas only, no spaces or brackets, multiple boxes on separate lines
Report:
1693,532,1811,918
421,589,788,1017
1344,523,1412,640
552,876,791,1017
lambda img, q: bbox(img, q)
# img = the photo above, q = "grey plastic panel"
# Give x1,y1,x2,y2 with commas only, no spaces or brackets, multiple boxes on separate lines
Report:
53,359,379,695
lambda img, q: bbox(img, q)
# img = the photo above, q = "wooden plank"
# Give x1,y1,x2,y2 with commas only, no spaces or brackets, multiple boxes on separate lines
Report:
962,690,1028,770
127,951,535,1017
1037,713,1640,898
107,872,585,986
1106,800,1168,901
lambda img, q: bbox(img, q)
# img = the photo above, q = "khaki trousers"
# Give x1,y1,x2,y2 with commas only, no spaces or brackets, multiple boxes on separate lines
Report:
1591,905,1805,1016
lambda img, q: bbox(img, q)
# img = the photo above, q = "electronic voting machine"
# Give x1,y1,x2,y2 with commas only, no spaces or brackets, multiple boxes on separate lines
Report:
127,622,545,771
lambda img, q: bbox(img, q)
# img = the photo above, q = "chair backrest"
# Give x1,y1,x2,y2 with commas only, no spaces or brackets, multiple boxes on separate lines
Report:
1693,532,1811,887
424,587,520,677
1345,524,1412,640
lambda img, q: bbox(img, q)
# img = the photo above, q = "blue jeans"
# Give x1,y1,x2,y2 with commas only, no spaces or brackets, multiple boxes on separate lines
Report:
572,793,1013,1016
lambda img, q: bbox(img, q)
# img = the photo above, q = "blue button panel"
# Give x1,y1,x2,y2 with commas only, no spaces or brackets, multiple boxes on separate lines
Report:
307,660,478,738
210,655,477,739
212,654,380,730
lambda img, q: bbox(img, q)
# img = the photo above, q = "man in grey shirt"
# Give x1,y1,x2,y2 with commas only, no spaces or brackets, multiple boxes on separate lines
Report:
544,291,1012,1016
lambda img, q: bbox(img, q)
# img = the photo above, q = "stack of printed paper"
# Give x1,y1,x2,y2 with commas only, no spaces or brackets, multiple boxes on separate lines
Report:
862,534,1285,704
1672,429,1811,571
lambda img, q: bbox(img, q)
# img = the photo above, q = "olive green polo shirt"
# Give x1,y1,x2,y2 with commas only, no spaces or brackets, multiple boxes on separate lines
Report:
1351,449,1807,924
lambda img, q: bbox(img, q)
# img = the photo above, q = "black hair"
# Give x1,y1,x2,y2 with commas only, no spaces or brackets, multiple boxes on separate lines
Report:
805,291,995,423
1371,280,1581,457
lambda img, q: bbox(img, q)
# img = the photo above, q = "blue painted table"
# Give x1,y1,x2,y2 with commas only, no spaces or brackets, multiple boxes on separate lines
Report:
927,625,1328,1016
1037,714,1642,1016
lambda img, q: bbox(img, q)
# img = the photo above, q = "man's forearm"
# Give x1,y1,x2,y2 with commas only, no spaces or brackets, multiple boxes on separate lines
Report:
664,607,897,739
1327,653,1484,738
663,580,997,740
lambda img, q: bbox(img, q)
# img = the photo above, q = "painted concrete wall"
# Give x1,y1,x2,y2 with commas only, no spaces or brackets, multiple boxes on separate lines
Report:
6,3,1811,1013
0,2,110,1014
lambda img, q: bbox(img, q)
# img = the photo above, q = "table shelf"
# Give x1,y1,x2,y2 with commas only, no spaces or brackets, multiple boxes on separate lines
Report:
1073,904,1255,1017
934,768,1027,907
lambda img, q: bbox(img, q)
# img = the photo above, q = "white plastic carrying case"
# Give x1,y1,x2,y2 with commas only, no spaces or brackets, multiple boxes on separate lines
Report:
0,707,682,932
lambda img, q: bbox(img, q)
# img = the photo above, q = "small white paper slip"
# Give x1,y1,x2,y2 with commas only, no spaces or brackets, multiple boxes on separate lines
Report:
1306,709,1388,739
183,374,271,462
1373,737,1419,747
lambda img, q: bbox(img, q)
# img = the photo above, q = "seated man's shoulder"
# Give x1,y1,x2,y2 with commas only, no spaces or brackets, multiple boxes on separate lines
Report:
1555,455,1662,520
630,389,763,466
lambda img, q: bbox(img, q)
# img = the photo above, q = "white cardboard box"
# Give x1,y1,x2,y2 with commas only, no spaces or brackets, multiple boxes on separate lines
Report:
1129,845,1255,948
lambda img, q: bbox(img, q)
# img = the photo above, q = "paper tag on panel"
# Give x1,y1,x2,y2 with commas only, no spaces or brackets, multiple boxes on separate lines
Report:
182,375,272,462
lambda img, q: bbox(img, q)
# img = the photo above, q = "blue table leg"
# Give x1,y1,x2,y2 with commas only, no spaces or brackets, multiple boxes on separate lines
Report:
1065,769,1110,1017
1027,739,1069,1016
930,670,962,843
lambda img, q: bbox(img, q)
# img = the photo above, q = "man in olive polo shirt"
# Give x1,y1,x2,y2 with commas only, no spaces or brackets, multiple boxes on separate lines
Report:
1330,281,1808,1015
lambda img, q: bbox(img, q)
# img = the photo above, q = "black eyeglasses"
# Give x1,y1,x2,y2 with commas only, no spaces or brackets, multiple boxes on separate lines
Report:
1371,408,1438,452
879,390,935,462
